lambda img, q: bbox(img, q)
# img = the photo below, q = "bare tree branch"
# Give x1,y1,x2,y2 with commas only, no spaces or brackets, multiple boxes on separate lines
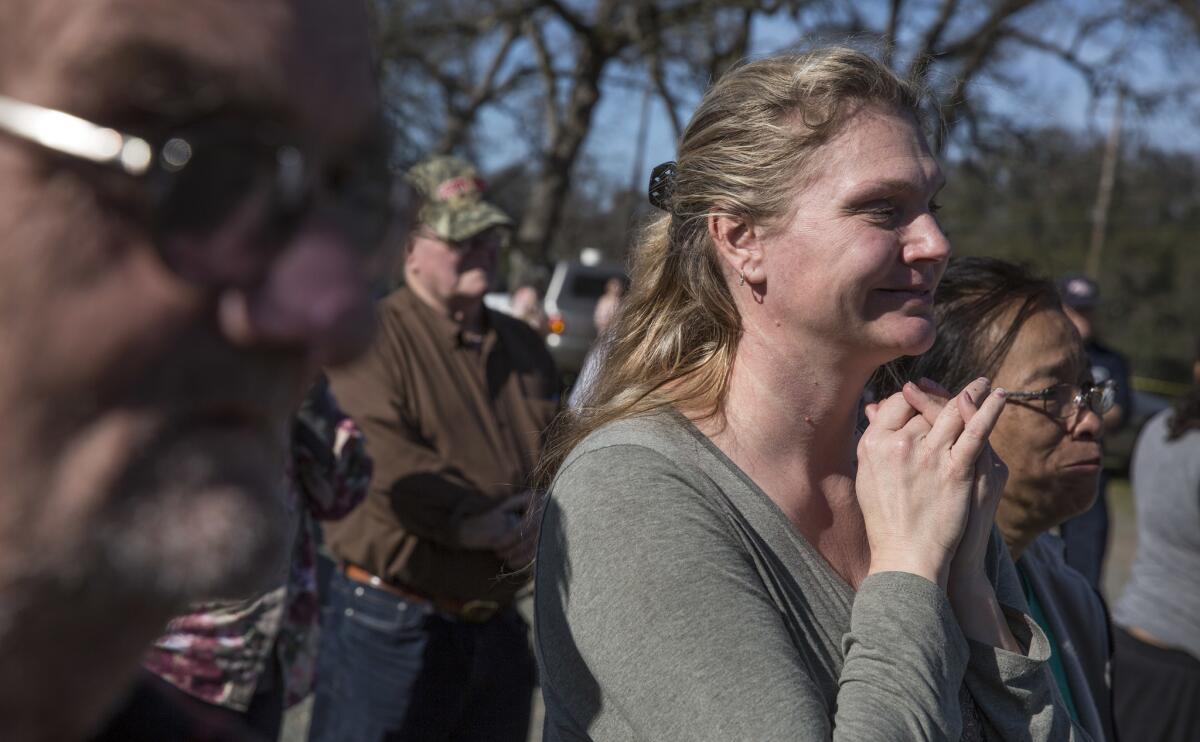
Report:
932,24,1007,150
882,0,905,68
401,1,532,40
938,0,1040,59
539,0,592,36
524,15,562,143
1168,0,1200,34
906,0,960,83
711,7,757,82
473,24,520,105
647,48,684,141
1004,28,1103,94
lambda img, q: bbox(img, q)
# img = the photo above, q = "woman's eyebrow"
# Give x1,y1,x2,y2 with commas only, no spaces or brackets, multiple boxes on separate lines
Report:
1023,356,1079,386
843,174,945,203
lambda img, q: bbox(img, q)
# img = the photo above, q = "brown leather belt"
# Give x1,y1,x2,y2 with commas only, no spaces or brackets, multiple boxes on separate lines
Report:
341,563,501,623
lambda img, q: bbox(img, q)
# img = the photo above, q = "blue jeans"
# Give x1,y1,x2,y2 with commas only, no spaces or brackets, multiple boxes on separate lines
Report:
308,570,535,742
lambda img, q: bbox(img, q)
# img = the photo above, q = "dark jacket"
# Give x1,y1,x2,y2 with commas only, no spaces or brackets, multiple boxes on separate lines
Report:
1020,533,1117,741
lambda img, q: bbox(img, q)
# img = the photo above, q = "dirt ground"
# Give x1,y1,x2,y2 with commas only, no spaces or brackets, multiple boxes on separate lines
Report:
281,479,1139,742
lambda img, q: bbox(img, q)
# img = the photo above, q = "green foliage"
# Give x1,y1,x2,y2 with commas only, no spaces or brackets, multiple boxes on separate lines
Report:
942,129,1200,383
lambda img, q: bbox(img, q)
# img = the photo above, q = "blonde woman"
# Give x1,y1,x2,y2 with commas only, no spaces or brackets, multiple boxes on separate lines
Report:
534,49,1085,741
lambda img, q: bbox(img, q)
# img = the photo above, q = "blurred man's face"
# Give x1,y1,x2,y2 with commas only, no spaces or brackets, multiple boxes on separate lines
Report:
0,0,382,610
405,226,503,313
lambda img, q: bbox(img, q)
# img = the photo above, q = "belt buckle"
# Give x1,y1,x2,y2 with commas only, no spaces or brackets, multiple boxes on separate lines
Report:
460,599,500,623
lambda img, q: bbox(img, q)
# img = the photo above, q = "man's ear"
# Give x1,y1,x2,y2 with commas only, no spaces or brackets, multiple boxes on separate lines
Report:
402,233,418,267
386,234,412,284
707,211,764,285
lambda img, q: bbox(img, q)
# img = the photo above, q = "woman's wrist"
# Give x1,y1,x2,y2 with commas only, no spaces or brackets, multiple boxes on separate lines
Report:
868,547,951,590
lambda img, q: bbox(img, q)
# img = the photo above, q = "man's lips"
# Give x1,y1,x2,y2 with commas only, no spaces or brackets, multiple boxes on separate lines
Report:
172,402,286,441
1062,457,1102,469
189,405,270,428
460,258,495,275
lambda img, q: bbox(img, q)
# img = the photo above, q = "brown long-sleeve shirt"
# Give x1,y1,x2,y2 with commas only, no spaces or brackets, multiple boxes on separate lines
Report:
324,287,559,603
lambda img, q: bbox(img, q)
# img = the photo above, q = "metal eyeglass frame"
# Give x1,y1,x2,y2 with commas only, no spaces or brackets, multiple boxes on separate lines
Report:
0,92,306,200
1005,378,1116,419
0,93,174,175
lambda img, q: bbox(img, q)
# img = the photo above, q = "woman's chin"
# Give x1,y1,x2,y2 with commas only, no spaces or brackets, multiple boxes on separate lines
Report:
879,319,937,358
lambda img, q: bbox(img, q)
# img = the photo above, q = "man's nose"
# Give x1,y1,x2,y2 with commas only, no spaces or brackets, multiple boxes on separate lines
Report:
217,224,377,367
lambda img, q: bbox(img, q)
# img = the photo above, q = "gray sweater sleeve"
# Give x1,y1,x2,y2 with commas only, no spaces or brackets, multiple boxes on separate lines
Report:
959,531,1094,741
536,444,973,741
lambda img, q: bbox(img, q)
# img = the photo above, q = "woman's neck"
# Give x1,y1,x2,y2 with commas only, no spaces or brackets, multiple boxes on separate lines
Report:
701,330,872,476
690,322,886,588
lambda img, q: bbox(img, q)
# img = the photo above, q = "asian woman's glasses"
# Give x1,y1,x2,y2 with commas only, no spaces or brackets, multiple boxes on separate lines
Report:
1005,379,1116,420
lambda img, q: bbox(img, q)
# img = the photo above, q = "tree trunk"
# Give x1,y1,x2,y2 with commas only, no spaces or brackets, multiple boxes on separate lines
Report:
436,112,470,154
1085,88,1124,279
516,41,607,263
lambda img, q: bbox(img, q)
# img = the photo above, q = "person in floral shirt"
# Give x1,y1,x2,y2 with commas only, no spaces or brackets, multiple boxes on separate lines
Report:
98,378,371,740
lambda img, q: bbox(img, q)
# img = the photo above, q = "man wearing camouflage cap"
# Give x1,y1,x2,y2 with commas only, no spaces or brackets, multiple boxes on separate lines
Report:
311,155,558,741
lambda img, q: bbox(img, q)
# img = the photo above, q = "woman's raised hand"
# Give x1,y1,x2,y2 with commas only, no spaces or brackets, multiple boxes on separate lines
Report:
856,378,1007,590
902,378,1010,592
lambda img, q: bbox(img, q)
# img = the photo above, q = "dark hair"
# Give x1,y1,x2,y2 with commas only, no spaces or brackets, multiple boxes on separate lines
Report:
1167,336,1200,440
876,257,1062,398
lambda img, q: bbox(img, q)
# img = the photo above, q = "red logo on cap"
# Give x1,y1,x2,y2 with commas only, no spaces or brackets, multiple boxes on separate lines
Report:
436,176,486,202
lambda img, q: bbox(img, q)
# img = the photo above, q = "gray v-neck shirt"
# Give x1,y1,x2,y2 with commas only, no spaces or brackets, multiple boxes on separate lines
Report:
534,411,1089,741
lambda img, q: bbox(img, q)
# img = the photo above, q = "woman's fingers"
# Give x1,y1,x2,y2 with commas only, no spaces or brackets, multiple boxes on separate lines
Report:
904,379,968,446
863,401,879,423
901,380,948,426
916,377,951,397
900,409,933,436
859,382,969,590
926,377,989,449
953,377,991,422
951,387,1008,467
957,391,977,422
868,390,920,430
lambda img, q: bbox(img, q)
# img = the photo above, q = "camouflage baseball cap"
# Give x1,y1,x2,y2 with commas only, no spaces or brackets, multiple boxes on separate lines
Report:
406,155,513,242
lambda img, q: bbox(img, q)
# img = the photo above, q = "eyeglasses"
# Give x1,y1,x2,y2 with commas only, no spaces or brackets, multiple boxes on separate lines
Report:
1006,379,1116,420
415,228,505,256
0,93,405,288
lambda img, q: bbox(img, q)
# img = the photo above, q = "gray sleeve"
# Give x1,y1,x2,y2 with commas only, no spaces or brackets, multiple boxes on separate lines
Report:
837,572,970,740
536,444,971,741
962,530,1094,741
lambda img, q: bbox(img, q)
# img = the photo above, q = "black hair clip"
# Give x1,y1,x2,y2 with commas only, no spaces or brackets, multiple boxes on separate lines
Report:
648,160,677,212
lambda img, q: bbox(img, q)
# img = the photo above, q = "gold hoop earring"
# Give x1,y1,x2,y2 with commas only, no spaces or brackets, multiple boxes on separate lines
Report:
739,271,746,287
